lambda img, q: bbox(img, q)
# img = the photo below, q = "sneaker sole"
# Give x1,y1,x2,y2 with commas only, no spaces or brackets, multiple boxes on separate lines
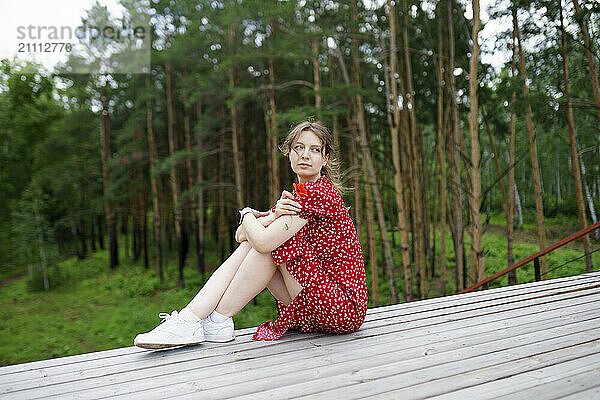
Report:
204,334,235,343
134,339,205,349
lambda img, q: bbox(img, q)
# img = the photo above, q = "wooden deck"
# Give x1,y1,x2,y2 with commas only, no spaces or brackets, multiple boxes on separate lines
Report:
1,272,600,399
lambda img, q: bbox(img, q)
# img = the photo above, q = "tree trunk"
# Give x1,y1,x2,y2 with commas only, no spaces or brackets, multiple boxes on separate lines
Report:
351,0,397,303
436,5,448,296
514,7,548,278
182,64,202,276
572,0,600,124
218,125,227,265
166,63,185,287
99,89,118,269
364,171,378,306
195,100,205,276
559,3,593,272
386,0,412,302
580,157,599,240
311,10,321,111
146,74,164,282
89,215,96,252
268,57,280,205
507,31,517,284
468,0,484,286
514,181,523,228
402,0,426,299
447,0,465,292
229,27,244,211
97,214,105,250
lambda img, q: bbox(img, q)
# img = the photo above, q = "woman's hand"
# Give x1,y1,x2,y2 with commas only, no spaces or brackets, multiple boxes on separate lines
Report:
250,209,271,218
273,190,302,219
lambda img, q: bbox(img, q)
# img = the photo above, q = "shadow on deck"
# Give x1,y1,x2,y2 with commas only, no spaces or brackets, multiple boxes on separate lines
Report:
1,272,599,399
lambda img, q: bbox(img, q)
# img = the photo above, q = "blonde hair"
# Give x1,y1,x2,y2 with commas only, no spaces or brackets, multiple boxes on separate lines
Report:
279,120,350,196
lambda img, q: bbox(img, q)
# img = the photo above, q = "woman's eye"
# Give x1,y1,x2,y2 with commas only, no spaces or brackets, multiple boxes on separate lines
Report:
294,145,303,151
311,148,321,153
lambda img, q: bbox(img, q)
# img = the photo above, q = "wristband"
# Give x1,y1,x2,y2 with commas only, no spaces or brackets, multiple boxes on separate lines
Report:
238,207,253,225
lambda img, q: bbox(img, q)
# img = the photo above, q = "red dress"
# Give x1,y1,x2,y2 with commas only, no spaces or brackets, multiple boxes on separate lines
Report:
252,175,368,340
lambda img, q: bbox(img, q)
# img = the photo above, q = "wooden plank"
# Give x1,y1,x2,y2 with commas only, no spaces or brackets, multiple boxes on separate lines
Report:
2,272,597,379
557,385,600,400
496,367,600,400
428,351,600,399
4,285,598,397
297,337,600,400
154,322,600,400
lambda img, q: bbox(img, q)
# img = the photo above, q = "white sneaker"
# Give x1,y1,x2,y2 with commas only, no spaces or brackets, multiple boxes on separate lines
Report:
134,309,205,349
203,313,235,342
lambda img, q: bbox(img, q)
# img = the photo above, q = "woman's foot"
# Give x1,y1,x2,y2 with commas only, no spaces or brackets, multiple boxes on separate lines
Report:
134,309,205,349
203,310,235,342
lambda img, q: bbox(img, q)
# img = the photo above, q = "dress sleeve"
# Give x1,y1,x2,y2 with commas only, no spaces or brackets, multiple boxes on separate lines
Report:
296,181,336,221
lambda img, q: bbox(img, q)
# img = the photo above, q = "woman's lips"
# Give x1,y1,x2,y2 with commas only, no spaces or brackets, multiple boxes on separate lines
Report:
298,163,311,168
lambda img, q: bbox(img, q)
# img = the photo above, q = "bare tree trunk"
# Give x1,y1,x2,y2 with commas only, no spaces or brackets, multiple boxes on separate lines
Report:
514,7,548,278
165,63,185,288
328,54,341,152
229,27,244,211
195,100,205,276
559,3,593,272
350,115,362,240
336,49,363,245
436,4,448,296
311,9,321,111
468,0,484,286
580,157,599,240
33,198,49,291
364,170,378,306
268,57,280,204
403,0,426,299
182,63,201,276
351,0,397,303
146,74,164,282
447,0,465,291
386,0,412,302
514,181,523,228
572,0,600,124
507,32,517,284
90,216,96,252
100,89,118,269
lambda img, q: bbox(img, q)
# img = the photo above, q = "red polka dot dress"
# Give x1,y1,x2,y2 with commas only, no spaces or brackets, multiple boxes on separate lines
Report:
252,175,368,341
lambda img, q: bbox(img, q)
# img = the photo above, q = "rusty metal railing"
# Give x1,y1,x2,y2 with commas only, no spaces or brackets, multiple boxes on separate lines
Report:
458,221,600,294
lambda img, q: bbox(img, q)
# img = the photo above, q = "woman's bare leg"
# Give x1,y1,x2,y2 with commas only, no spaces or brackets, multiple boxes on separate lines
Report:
214,249,304,317
184,241,252,319
267,268,293,305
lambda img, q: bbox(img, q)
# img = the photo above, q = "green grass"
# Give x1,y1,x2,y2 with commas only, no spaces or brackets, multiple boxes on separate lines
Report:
1,213,599,366
0,242,277,366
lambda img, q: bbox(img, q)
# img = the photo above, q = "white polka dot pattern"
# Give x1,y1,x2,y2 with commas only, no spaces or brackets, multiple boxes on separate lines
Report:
253,175,368,341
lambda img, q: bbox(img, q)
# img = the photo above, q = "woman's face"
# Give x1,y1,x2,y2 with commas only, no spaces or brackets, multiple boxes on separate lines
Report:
289,130,329,183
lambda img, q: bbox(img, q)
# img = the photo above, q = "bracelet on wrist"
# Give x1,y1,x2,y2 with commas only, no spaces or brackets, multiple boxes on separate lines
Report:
238,207,253,225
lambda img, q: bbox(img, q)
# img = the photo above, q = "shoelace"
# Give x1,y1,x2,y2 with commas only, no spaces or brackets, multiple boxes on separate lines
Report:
158,311,185,324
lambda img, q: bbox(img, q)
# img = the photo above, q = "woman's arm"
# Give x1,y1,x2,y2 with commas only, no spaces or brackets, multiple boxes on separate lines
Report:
235,211,277,243
241,213,308,253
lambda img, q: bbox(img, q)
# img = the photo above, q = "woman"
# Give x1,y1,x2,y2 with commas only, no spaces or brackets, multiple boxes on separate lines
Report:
134,121,367,348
